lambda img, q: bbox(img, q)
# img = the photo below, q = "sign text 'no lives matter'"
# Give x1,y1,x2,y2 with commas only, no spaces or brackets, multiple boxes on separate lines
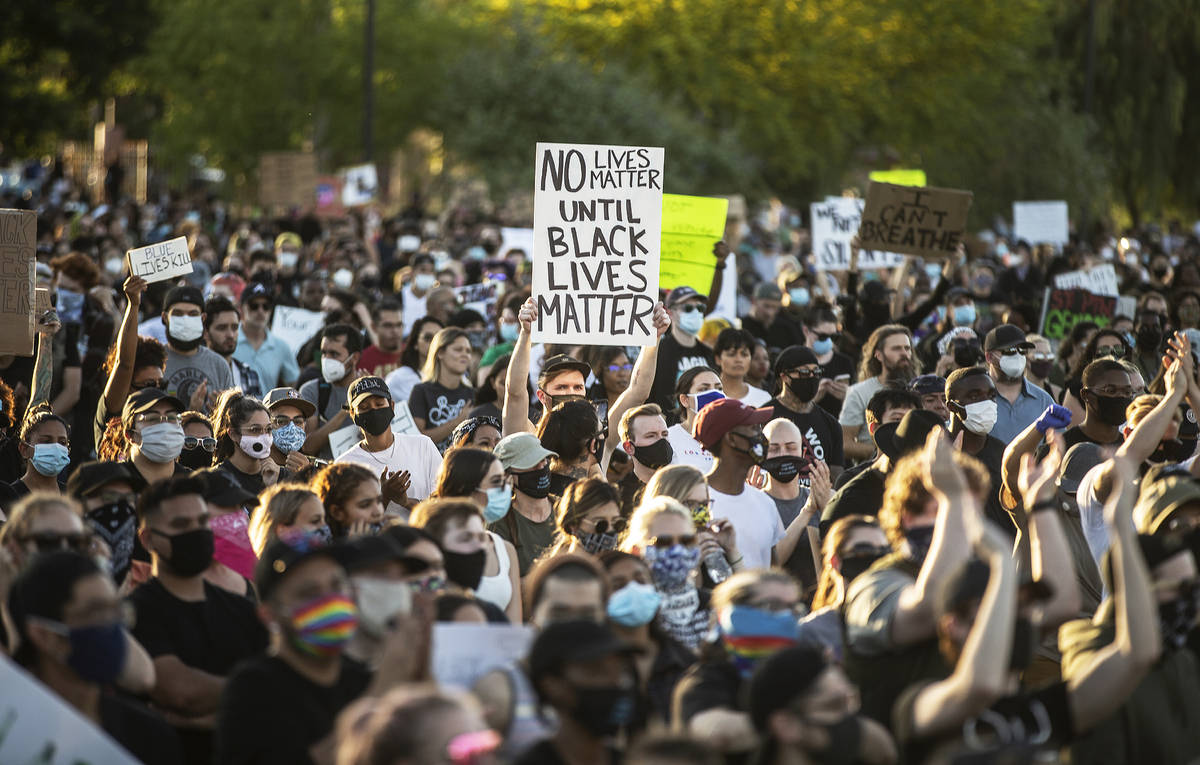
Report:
532,142,664,346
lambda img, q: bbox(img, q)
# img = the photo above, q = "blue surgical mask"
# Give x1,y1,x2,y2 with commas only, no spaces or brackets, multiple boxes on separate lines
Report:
607,581,662,627
952,304,976,326
30,443,71,477
499,322,519,343
678,309,704,335
272,423,306,454
812,337,833,355
789,287,811,306
483,485,512,523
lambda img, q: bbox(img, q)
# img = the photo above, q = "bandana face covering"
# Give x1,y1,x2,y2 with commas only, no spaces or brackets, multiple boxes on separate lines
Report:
718,605,800,677
288,592,359,657
210,512,257,580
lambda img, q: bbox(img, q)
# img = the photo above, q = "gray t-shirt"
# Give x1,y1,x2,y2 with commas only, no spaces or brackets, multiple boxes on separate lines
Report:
165,346,233,410
844,564,913,656
839,376,883,450
299,379,350,461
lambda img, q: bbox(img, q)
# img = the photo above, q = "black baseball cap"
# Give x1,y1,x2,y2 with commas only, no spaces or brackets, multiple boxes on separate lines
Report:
192,467,257,508
66,461,135,499
163,285,205,312
527,621,640,686
774,345,819,375
873,409,945,461
256,534,353,601
984,323,1034,353
909,374,947,396
241,281,274,305
346,376,393,410
665,286,707,308
538,354,591,387
121,388,185,428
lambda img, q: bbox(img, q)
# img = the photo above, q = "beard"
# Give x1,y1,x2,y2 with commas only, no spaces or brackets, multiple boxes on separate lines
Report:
212,340,237,357
885,360,916,382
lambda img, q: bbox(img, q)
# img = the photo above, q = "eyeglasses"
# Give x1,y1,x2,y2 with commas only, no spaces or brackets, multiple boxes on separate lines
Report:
184,436,217,452
21,530,93,554
138,413,181,426
814,332,841,342
130,378,168,391
238,425,270,437
787,368,821,379
650,534,697,548
1095,345,1125,358
584,518,627,536
606,363,633,373
248,301,271,312
272,416,307,429
677,304,704,314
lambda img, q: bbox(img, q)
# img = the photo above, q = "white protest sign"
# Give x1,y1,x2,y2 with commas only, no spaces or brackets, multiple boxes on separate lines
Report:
455,281,498,318
432,623,535,690
500,227,535,258
1013,200,1069,247
341,164,378,207
532,142,664,346
0,655,140,764
1053,264,1119,297
1117,295,1137,319
391,402,420,436
126,236,193,284
810,198,905,271
329,423,362,460
271,305,325,349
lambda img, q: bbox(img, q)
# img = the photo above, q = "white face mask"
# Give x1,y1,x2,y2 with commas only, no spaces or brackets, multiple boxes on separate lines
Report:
413,273,436,291
168,315,204,342
136,422,186,463
961,399,999,435
238,433,273,458
278,251,299,268
353,577,412,638
322,357,347,384
332,268,354,289
998,353,1027,379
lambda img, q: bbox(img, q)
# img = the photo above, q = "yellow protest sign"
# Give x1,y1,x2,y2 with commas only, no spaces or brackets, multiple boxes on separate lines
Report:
868,169,927,187
659,194,729,290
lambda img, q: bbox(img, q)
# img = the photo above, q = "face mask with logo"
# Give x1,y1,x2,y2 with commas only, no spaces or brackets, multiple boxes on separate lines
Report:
322,357,347,384
514,464,552,499
642,544,700,592
499,322,519,343
288,592,359,657
998,353,1027,379
210,512,257,580
717,605,800,678
137,423,185,463
811,337,833,355
959,399,998,435
272,423,306,453
607,581,662,627
632,438,673,470
677,309,704,335
154,527,214,577
728,431,768,465
687,389,725,414
353,406,394,437
168,314,204,346
413,273,436,291
30,443,70,477
761,455,805,483
239,432,272,459
952,304,976,326
483,485,512,523
353,577,411,638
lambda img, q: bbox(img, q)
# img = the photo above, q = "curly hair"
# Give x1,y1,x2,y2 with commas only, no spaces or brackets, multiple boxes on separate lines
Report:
312,462,378,537
100,335,167,378
50,252,101,291
878,449,990,548
97,416,128,462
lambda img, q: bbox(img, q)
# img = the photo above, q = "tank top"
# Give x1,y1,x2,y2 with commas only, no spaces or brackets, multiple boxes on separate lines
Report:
475,531,513,613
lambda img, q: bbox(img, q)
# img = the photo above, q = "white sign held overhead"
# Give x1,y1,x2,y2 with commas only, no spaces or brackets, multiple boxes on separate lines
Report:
1013,201,1069,247
810,198,905,271
341,164,378,207
271,306,325,350
500,227,535,258
1053,264,1119,297
432,623,535,690
127,236,193,283
531,142,664,346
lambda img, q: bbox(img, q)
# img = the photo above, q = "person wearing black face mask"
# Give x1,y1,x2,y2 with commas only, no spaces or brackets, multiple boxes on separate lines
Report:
127,476,268,765
761,418,832,589
68,460,140,587
1061,359,1132,451
617,403,673,514
1133,308,1168,381
519,621,641,765
768,346,845,476
492,432,561,576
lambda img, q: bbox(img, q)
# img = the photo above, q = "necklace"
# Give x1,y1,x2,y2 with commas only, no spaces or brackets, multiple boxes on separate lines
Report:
362,436,397,466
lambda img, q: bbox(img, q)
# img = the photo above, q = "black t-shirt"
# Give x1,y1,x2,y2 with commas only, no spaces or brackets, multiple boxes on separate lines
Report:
766,398,845,468
1035,425,1121,463
833,458,872,491
408,380,475,451
648,334,715,420
820,467,886,534
100,692,183,765
671,655,743,726
548,471,577,498
129,578,268,671
215,655,372,765
815,351,855,418
216,459,267,497
894,680,1074,765
969,435,1015,537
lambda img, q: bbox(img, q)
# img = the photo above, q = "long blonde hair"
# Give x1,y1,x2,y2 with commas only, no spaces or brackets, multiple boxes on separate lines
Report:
420,328,471,383
621,496,691,553
249,483,321,556
643,464,706,504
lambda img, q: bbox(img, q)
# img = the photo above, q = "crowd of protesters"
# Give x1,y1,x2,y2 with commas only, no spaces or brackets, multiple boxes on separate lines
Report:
2,158,1200,765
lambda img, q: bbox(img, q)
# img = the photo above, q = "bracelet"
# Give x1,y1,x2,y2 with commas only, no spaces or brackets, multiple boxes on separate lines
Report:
729,556,744,566
1028,499,1059,515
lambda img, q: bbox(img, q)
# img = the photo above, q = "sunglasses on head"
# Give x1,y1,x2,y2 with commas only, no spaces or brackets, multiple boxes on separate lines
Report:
650,534,697,549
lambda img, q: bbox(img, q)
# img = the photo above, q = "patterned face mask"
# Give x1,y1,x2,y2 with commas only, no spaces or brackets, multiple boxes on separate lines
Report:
642,544,700,592
286,592,359,657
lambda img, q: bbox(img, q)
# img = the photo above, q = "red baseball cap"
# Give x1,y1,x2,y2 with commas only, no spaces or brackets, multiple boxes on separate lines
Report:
694,398,774,450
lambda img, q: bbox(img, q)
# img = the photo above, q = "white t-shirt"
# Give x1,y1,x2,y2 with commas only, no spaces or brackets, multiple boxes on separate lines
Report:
736,385,772,408
336,433,442,520
710,484,785,570
385,365,422,405
668,423,713,473
400,284,429,338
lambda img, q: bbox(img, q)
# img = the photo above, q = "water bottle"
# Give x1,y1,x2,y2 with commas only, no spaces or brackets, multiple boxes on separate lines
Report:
704,549,733,584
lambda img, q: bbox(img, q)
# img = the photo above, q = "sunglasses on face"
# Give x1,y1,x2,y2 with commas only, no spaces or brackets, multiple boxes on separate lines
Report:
787,368,821,379
131,378,168,391
650,534,697,549
585,518,627,536
814,332,841,342
606,363,633,373
184,436,217,452
248,302,271,312
21,531,93,553
1096,345,1125,357
677,304,704,314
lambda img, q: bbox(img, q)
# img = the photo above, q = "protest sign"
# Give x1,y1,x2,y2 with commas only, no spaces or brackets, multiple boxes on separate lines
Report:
432,623,535,690
0,655,139,764
0,210,36,356
659,194,729,291
810,197,905,271
271,305,325,350
391,402,420,436
455,281,498,318
329,423,362,460
1013,200,1069,247
858,182,973,260
259,152,318,209
1040,288,1117,340
315,176,345,218
127,236,193,284
869,169,927,187
500,227,535,258
341,164,378,207
531,142,664,346
1053,264,1118,297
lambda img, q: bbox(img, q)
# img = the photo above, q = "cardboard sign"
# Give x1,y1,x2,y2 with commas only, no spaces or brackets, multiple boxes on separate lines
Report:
500,227,535,258
1053,264,1118,297
858,182,973,260
869,169,927,187
659,194,729,291
329,423,362,460
315,175,345,218
1040,288,1116,340
432,623,535,690
532,142,664,346
259,152,318,209
0,655,140,764
810,197,905,271
127,236,193,284
1014,200,1069,247
0,210,35,356
270,305,325,350
341,164,378,207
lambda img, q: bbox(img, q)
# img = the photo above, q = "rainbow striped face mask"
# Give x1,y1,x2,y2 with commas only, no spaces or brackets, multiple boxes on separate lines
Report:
718,605,799,678
289,592,360,657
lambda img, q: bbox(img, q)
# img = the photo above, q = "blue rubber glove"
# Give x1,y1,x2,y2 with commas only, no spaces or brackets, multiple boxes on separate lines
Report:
1035,404,1072,434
